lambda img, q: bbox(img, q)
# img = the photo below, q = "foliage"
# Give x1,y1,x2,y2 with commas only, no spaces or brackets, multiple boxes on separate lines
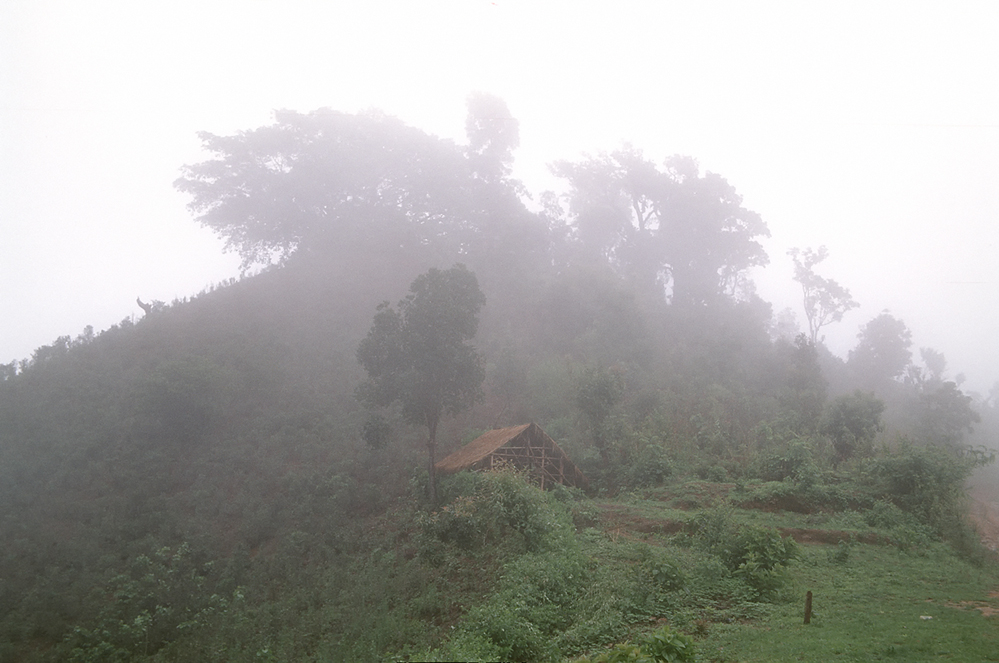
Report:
821,390,885,463
752,437,819,484
419,468,576,558
865,442,980,541
624,440,674,488
775,334,828,433
575,365,624,464
552,148,769,305
175,108,471,270
848,312,913,387
914,380,980,448
630,545,687,616
787,246,859,345
573,625,696,663
693,509,799,598
465,91,520,184
356,264,486,500
417,471,587,662
361,412,392,449
4,98,999,662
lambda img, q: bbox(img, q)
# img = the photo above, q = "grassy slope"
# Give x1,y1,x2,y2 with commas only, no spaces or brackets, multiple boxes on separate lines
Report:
703,545,999,662
580,484,999,663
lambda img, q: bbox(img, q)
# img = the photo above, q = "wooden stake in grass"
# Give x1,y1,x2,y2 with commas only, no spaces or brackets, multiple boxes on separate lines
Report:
804,590,813,624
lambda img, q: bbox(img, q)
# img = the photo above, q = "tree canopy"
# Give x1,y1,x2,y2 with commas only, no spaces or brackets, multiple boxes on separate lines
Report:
788,246,859,345
175,109,472,270
849,312,913,388
356,264,486,501
552,149,769,305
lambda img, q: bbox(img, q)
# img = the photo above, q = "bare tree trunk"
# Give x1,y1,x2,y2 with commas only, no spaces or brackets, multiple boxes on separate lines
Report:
427,413,440,504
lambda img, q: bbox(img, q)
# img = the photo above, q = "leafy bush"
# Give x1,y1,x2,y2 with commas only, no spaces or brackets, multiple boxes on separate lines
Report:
862,499,935,551
572,625,695,663
695,463,728,482
641,626,696,663
419,468,575,558
828,539,852,564
821,391,884,463
752,438,818,485
626,442,674,488
865,442,979,545
630,545,686,616
457,601,558,663
449,549,586,662
692,510,799,599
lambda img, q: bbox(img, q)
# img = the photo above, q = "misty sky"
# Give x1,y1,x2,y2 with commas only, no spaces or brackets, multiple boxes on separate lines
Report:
3,1,999,393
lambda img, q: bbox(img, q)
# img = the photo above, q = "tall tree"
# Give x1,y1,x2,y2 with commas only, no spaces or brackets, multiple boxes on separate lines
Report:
552,149,768,305
660,156,769,305
916,381,980,448
778,333,828,434
574,365,624,465
460,94,553,321
848,312,912,388
465,91,520,186
175,108,471,271
905,347,948,389
356,264,486,503
788,246,859,345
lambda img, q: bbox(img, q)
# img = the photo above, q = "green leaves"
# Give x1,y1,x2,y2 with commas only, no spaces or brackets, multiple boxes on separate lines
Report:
821,390,885,462
175,109,471,270
573,625,695,663
553,149,769,305
574,365,624,463
788,246,859,345
356,264,485,500
356,264,485,428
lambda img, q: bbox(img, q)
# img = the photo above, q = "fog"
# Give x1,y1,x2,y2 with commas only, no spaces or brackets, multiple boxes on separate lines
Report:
3,1,999,392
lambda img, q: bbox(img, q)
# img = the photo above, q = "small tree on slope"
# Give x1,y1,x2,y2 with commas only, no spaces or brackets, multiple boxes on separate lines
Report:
356,264,486,503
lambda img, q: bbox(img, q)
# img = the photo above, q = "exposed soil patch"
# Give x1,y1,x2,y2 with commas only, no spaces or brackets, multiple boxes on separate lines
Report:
654,481,735,509
944,599,999,618
968,484,999,552
778,528,887,545
597,505,685,537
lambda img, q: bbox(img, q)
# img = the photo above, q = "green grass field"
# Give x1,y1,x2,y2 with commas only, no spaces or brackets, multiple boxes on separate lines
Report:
582,488,999,663
701,544,999,662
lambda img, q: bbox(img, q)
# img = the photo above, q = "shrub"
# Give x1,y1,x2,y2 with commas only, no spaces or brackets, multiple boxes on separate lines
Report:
458,602,558,663
752,438,818,485
626,443,674,488
862,499,935,551
419,468,575,558
692,510,799,599
694,463,728,483
630,545,686,616
865,442,978,543
828,539,852,565
572,625,695,663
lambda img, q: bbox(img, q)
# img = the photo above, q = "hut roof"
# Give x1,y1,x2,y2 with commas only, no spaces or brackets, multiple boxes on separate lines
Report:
435,424,533,473
435,423,588,490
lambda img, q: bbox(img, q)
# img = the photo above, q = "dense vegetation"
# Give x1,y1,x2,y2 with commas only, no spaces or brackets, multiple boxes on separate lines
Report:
1,97,997,662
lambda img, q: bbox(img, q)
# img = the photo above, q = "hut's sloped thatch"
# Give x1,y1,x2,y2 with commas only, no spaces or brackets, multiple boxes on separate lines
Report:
435,423,588,490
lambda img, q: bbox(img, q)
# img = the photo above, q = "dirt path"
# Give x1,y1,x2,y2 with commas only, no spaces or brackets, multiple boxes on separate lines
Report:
969,484,999,552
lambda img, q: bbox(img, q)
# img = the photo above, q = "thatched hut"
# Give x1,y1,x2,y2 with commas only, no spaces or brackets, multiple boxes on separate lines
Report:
435,423,588,490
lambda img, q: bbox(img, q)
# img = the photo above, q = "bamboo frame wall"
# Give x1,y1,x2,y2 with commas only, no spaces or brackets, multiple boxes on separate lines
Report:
435,423,588,490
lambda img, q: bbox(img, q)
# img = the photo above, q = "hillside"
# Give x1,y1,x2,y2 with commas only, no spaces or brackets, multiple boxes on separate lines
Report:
1,103,998,661
1,254,996,662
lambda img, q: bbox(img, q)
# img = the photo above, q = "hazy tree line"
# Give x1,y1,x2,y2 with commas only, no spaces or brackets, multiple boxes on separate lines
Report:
0,95,994,661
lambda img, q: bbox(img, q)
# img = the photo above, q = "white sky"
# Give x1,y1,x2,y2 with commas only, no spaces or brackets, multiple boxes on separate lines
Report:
3,1,999,392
